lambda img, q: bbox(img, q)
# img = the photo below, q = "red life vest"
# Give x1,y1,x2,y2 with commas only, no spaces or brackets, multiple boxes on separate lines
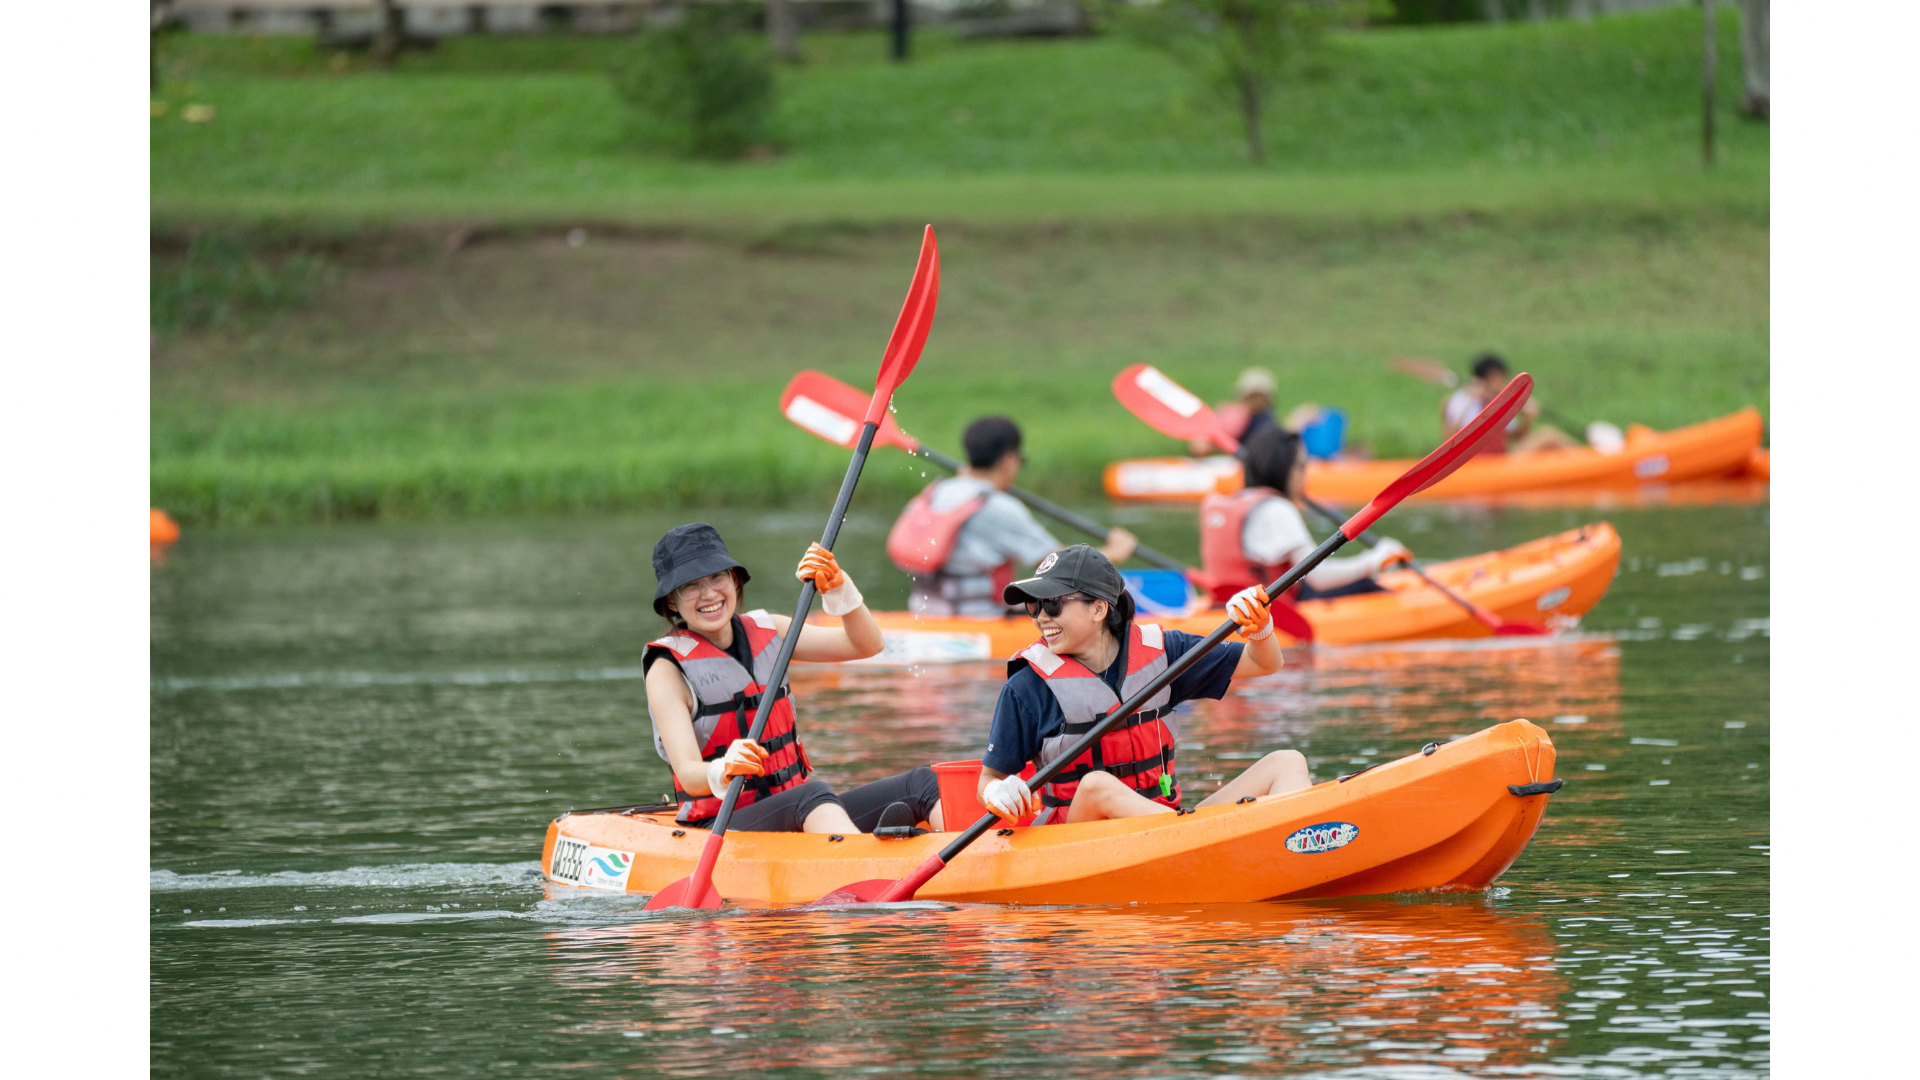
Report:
888,479,1015,604
645,610,811,824
1196,487,1314,641
1009,622,1182,811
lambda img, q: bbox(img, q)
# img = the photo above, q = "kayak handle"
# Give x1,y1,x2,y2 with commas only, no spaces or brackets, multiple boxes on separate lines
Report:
1508,780,1565,797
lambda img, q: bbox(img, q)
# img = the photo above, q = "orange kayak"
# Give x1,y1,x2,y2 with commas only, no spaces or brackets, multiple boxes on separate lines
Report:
151,508,181,546
1104,407,1764,503
541,719,1560,906
830,523,1619,663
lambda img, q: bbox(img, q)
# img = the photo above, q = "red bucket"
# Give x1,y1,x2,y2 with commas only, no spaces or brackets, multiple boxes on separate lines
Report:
932,759,1038,829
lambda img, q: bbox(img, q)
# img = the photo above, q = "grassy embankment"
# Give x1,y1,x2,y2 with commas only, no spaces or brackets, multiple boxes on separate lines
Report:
152,8,1768,525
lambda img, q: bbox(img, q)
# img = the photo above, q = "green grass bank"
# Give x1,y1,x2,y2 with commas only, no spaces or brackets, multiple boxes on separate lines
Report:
151,9,1768,526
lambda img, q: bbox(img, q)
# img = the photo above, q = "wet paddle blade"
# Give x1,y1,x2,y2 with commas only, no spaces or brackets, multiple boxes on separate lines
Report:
805,879,900,906
780,371,920,452
1111,364,1239,453
1341,374,1532,538
642,874,723,911
866,226,941,425
1389,355,1461,389
1493,621,1552,637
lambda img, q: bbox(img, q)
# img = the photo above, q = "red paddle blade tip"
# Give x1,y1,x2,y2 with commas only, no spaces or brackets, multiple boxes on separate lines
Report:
1493,622,1551,637
1342,373,1532,538
867,226,940,425
642,875,724,911
805,879,899,906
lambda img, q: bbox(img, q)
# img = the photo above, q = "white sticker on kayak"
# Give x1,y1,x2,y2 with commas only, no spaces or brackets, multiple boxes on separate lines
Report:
1536,586,1572,611
549,835,635,891
850,631,993,666
1285,822,1359,854
1633,454,1670,479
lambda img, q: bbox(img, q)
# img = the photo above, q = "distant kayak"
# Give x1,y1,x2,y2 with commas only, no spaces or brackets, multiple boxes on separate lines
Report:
151,508,181,546
542,718,1561,906
1104,408,1765,503
827,524,1620,665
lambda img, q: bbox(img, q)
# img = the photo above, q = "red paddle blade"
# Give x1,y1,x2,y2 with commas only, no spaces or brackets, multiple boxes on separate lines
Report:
1111,364,1239,453
867,226,940,425
804,879,899,906
781,371,919,452
1342,374,1532,538
1390,355,1461,389
1493,622,1551,637
642,874,723,911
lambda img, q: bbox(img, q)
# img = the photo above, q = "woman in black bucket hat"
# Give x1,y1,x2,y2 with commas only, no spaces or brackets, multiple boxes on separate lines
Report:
642,523,945,834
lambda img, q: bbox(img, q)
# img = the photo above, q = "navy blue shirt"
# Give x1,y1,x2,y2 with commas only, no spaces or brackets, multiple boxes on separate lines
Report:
982,628,1243,777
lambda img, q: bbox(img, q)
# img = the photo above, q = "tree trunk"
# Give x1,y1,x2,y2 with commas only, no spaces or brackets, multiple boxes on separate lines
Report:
769,0,801,62
1739,0,1768,120
373,0,403,68
1239,75,1265,165
1700,0,1716,166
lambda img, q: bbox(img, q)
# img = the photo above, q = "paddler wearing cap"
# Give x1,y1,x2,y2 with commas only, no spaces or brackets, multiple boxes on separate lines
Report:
643,524,944,834
975,545,1310,825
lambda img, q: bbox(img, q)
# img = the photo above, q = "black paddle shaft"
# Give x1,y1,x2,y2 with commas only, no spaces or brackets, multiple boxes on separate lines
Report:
905,445,1189,574
704,421,881,839
929,530,1352,861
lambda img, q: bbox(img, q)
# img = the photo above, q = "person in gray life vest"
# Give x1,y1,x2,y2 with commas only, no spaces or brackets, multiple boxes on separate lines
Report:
887,416,1137,618
975,545,1311,826
643,524,945,834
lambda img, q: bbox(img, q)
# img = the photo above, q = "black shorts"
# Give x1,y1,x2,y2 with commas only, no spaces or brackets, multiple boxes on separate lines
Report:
700,766,942,834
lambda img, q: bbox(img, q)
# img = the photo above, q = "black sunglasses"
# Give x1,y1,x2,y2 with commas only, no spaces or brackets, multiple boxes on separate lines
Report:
1023,593,1091,619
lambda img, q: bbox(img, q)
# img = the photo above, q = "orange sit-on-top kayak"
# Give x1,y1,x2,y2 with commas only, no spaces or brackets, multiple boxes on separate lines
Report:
542,719,1560,906
830,523,1619,665
1104,408,1764,503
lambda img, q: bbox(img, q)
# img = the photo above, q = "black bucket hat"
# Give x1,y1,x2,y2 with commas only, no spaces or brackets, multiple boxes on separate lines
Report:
1003,544,1125,607
652,523,751,616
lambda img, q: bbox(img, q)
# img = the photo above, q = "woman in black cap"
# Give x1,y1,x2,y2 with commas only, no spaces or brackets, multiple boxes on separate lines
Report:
642,523,944,834
974,544,1309,826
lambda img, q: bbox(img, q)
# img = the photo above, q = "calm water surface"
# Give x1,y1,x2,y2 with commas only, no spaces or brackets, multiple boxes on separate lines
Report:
151,501,1768,1077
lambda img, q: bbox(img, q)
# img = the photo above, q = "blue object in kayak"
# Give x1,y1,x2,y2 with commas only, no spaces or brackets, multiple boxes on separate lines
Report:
1301,408,1347,459
1122,569,1200,618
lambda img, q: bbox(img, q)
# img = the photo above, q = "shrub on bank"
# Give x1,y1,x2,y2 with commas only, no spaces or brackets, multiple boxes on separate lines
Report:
608,6,774,159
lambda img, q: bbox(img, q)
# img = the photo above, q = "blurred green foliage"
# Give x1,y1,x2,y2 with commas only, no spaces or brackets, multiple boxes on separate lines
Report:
151,234,332,334
608,6,775,159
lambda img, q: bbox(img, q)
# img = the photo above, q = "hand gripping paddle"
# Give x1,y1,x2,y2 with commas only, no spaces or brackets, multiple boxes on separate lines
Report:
808,374,1534,905
779,370,1191,575
1113,364,1547,637
643,225,941,911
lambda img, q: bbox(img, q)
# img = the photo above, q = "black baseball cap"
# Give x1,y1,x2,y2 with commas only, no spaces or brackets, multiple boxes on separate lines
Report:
652,523,751,615
1003,544,1125,606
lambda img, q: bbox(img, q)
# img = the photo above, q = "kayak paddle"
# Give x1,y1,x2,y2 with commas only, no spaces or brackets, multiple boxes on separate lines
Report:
643,225,942,911
779,369,1191,575
1298,495,1548,637
1389,355,1622,451
1112,363,1547,635
810,373,1534,905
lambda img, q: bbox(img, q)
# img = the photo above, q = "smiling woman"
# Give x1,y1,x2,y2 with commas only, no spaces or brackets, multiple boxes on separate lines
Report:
640,522,946,835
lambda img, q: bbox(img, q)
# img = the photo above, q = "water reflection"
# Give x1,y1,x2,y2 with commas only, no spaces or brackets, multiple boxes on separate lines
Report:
545,899,1564,1075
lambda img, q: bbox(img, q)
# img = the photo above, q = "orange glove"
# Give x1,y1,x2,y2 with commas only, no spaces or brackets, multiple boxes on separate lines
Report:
705,739,768,796
1226,586,1273,641
795,543,846,592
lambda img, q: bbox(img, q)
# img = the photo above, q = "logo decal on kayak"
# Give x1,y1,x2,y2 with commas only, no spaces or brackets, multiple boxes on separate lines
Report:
550,836,636,891
1037,552,1059,574
1285,821,1358,854
1633,454,1670,479
1536,586,1572,611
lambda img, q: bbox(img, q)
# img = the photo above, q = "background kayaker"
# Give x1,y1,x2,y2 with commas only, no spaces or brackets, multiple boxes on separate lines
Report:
1444,353,1577,454
974,545,1307,825
889,415,1136,618
1197,426,1412,606
1187,366,1334,458
643,524,944,834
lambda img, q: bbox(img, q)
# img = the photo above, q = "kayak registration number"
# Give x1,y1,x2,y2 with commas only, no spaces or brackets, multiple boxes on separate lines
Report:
549,835,636,891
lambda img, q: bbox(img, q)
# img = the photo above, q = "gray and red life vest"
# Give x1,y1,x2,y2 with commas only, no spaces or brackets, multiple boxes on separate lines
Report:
645,610,811,824
1196,486,1314,641
1008,622,1182,812
887,480,1015,602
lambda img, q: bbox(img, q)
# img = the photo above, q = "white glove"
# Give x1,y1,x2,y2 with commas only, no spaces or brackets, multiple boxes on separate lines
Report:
981,774,1039,822
1366,538,1411,573
820,576,864,617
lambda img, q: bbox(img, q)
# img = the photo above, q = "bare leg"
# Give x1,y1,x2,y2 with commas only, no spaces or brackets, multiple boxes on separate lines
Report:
927,800,944,832
1196,750,1312,808
1065,770,1179,824
801,802,860,834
